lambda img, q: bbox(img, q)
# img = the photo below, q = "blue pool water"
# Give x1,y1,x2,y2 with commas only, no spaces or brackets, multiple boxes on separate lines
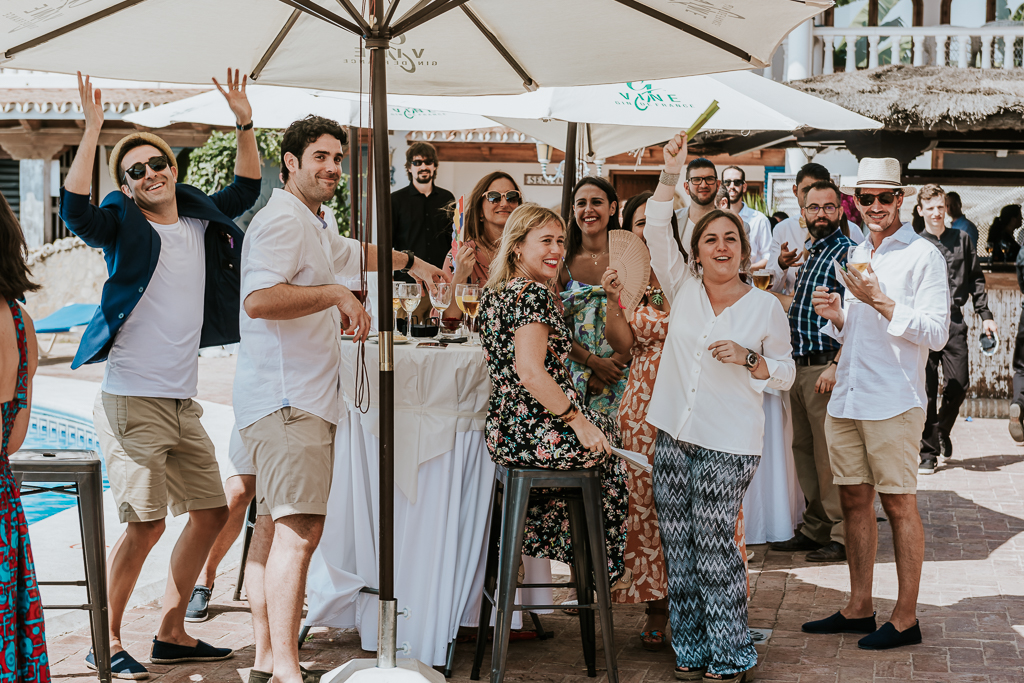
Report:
15,407,109,525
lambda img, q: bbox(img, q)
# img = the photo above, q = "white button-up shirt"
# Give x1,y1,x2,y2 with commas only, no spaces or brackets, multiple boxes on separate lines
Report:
234,189,362,429
646,199,795,456
738,203,773,265
823,223,951,421
767,216,866,295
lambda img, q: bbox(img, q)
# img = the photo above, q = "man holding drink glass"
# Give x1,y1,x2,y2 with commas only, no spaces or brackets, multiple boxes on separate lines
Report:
806,158,949,650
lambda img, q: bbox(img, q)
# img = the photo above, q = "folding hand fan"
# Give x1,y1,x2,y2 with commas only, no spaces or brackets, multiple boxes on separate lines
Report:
608,230,651,315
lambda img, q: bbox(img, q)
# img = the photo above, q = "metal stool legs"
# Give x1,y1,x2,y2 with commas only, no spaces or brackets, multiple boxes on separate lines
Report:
489,475,531,683
582,478,618,683
233,497,258,601
77,467,111,683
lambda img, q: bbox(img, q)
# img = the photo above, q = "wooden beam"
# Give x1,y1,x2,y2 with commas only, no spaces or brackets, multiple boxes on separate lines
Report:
19,119,41,132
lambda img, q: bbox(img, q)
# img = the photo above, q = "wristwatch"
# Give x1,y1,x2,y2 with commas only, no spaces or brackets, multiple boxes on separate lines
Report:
744,349,759,370
399,250,416,275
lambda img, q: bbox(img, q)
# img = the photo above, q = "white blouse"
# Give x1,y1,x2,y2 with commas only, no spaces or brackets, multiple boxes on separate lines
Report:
645,199,795,457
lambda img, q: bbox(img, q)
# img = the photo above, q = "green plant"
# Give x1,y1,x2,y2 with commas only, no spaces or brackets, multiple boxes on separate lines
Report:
185,129,350,236
743,191,768,215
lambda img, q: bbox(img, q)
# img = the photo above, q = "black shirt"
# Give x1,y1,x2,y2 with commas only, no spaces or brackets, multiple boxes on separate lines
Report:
919,226,993,322
391,183,456,281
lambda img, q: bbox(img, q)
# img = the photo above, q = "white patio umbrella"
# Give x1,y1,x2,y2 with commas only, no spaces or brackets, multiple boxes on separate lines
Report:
123,85,498,131
0,2,830,682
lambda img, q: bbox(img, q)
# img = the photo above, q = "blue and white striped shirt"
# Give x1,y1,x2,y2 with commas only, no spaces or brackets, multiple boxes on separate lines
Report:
790,227,854,358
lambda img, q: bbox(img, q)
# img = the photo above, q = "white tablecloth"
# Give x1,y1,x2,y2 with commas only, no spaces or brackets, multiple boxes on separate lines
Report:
305,343,552,666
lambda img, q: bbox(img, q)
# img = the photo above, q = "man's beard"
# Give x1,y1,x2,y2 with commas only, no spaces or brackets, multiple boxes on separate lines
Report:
808,216,840,239
689,190,714,207
413,169,436,184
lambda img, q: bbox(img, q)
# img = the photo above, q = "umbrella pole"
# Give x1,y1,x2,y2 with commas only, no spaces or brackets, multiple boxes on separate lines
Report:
560,121,578,223
368,27,398,672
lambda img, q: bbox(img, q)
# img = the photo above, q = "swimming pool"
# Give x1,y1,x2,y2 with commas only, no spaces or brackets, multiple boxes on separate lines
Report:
15,406,109,525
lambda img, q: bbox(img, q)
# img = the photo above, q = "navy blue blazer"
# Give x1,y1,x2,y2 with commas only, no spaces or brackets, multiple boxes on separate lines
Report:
59,176,262,369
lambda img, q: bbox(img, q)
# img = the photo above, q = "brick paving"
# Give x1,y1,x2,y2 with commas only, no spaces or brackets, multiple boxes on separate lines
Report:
44,415,1024,682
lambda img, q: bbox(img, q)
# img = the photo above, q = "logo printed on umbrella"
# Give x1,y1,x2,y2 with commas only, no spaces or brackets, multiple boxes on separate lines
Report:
669,0,745,26
346,34,436,74
4,0,86,33
615,82,691,112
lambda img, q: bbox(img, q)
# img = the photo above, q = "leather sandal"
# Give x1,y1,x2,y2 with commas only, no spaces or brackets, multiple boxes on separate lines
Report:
673,667,705,681
703,668,756,681
642,602,669,651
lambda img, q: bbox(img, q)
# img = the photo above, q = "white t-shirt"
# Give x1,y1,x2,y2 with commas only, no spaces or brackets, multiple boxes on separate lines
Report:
103,217,208,398
233,189,363,429
739,203,773,265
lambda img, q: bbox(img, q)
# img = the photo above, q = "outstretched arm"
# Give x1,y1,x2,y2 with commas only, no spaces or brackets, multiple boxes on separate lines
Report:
64,72,103,197
214,69,260,180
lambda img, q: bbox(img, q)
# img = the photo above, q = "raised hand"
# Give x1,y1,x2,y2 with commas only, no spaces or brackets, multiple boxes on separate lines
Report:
662,132,688,175
77,71,104,132
778,241,802,269
601,267,624,297
213,68,252,126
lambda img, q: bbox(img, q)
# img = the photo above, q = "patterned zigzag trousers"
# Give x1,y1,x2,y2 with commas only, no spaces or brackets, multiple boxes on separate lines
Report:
652,432,759,677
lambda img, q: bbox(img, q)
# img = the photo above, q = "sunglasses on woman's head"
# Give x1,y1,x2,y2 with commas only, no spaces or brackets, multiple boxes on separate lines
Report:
854,191,900,207
484,190,522,204
123,155,170,181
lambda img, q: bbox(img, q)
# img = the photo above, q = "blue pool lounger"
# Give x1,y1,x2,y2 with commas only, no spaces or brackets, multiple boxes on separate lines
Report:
33,303,99,356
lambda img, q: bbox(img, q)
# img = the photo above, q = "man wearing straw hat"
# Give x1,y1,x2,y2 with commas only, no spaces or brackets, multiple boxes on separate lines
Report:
61,70,262,677
807,157,950,650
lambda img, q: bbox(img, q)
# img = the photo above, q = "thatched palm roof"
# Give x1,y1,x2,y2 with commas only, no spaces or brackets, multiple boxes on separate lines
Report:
789,65,1024,131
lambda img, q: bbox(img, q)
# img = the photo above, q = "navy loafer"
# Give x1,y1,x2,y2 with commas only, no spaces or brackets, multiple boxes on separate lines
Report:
150,637,233,664
802,611,877,634
858,620,922,650
86,648,149,680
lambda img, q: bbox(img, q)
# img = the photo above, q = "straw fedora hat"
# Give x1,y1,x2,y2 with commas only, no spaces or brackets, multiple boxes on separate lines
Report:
108,131,177,188
839,157,916,197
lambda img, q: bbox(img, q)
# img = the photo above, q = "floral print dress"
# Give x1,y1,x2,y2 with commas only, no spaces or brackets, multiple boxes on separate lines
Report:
614,301,747,604
479,278,628,582
1,300,50,683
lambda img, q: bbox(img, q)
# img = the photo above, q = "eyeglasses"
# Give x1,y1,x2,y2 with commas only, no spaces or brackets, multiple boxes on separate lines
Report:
722,179,744,187
804,203,839,215
854,191,900,207
484,190,522,204
410,159,434,167
687,176,717,186
123,155,170,181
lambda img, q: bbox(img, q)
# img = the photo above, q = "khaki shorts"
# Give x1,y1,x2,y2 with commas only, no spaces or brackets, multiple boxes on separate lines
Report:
240,407,336,519
825,407,926,494
96,391,227,523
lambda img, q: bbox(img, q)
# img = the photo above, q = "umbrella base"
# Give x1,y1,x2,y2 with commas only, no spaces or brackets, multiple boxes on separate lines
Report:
320,658,445,683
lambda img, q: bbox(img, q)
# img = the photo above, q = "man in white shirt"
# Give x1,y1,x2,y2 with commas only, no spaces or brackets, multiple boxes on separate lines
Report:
722,165,771,269
768,163,865,295
234,115,446,683
807,158,950,651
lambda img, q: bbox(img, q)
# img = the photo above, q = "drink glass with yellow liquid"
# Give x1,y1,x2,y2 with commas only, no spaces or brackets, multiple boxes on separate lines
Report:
846,245,871,275
398,283,421,337
752,269,774,291
392,283,403,333
455,283,481,345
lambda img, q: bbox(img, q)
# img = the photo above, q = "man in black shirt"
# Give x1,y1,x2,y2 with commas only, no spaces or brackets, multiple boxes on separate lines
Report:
391,141,456,287
915,184,996,473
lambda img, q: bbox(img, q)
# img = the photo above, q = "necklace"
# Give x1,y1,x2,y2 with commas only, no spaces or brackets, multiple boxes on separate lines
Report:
588,249,607,264
646,285,665,306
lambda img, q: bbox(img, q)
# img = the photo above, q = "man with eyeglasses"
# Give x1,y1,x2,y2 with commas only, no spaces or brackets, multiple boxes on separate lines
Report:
767,163,865,296
391,141,456,290
806,158,949,651
60,71,261,678
769,180,853,564
674,157,721,254
722,165,771,269
913,184,994,473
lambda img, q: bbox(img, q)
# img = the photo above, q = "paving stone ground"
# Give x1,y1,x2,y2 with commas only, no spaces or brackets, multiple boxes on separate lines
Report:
42,407,1024,682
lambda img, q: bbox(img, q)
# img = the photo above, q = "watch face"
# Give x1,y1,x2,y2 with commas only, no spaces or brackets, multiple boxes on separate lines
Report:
746,352,757,367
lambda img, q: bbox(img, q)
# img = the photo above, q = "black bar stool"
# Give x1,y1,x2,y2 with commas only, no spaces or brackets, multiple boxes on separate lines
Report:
10,449,110,683
470,463,618,683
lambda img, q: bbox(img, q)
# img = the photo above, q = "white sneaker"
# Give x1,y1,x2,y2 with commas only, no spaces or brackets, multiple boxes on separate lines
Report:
1010,403,1024,443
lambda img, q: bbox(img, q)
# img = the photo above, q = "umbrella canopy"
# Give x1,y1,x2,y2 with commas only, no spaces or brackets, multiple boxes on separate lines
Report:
123,85,498,131
0,0,827,93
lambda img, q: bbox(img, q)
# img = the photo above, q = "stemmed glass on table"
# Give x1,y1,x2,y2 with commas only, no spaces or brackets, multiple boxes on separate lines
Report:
455,283,481,346
428,282,454,339
398,283,422,336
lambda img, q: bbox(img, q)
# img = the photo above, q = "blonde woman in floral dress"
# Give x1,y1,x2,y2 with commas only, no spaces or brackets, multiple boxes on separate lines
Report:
604,192,747,653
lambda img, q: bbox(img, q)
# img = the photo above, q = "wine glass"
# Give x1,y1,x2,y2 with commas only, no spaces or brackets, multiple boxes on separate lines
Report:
846,245,870,275
457,283,482,346
428,283,453,339
398,283,422,337
392,283,403,333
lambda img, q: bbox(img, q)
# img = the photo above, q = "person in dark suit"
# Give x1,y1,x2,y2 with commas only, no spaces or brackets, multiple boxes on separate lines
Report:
62,70,261,679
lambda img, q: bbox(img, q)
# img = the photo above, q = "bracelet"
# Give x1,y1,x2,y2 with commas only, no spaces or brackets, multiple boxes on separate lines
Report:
560,406,580,424
659,170,680,186
830,359,839,366
584,351,593,367
236,120,254,131
617,294,626,310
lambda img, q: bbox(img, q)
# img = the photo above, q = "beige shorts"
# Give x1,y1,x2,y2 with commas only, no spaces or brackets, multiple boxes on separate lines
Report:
240,407,336,519
96,391,227,523
825,407,926,495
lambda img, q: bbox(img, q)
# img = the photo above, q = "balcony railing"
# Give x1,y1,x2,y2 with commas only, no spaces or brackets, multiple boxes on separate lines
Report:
812,25,1024,74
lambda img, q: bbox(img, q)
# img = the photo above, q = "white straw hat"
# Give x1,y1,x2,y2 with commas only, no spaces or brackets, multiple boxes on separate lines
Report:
840,157,916,197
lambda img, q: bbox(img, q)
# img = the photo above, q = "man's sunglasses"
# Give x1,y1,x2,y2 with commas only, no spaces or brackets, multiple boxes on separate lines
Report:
410,159,434,167
722,179,744,187
123,155,170,181
854,191,901,207
484,190,522,204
